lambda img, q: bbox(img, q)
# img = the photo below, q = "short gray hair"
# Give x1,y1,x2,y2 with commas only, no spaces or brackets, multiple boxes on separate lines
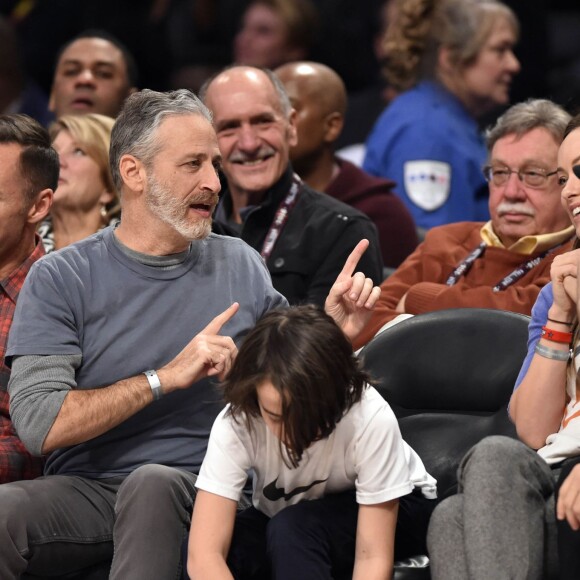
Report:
199,65,292,119
110,88,213,191
485,99,571,153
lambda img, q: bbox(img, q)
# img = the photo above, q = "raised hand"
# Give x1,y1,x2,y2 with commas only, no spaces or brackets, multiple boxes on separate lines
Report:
550,250,580,322
325,239,381,342
158,302,240,392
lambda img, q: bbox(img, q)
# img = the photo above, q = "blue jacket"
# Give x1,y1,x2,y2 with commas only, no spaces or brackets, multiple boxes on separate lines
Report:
363,81,489,230
514,283,552,391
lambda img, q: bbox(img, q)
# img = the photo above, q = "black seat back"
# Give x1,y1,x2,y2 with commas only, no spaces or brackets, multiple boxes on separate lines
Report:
360,308,529,498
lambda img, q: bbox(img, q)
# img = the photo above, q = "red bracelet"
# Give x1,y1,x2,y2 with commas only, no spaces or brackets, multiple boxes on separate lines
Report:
541,326,573,344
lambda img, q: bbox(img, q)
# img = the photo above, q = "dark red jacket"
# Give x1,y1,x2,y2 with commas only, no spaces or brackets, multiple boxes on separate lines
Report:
327,158,418,268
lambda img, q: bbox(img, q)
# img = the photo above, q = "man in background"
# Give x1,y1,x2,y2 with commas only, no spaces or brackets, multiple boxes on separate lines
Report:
49,30,138,119
203,65,383,306
0,114,56,482
354,99,575,349
276,60,418,269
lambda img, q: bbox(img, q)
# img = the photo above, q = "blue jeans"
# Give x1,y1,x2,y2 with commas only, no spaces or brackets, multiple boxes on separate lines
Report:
0,464,198,580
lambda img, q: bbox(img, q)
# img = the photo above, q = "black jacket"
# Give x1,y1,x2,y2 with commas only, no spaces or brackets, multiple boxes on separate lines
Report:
213,167,383,306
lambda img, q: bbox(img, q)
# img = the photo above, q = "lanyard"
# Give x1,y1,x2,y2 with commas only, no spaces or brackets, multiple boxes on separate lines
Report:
446,241,567,292
260,174,303,260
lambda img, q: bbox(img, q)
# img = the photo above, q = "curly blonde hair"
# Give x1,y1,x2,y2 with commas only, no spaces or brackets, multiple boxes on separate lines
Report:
383,0,518,92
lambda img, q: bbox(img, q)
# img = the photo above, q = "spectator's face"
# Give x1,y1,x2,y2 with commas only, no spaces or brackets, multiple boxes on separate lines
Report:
234,4,293,69
458,15,520,115
277,67,330,167
49,38,134,118
143,114,222,241
558,127,580,237
205,68,297,200
0,144,49,274
256,380,286,442
53,129,113,215
488,128,570,247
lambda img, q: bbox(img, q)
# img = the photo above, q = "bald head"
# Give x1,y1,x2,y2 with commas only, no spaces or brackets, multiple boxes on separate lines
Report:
275,61,346,171
203,66,292,118
276,61,347,118
202,66,298,200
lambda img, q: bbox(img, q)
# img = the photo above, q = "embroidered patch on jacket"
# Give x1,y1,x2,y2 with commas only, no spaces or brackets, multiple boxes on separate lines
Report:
404,160,451,211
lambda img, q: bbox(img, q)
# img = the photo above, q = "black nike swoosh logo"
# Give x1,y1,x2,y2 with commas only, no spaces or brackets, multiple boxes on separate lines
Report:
262,477,329,501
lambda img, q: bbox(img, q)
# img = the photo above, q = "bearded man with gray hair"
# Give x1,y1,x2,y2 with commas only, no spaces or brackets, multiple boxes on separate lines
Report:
353,99,575,349
0,88,381,578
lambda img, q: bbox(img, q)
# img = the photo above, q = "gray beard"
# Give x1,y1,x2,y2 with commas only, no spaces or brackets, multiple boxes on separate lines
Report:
145,176,212,241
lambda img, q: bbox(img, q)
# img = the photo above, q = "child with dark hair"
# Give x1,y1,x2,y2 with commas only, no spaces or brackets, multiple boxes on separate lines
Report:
188,305,437,579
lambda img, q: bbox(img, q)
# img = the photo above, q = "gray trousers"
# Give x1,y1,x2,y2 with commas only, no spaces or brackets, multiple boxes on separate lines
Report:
0,464,198,579
427,436,559,580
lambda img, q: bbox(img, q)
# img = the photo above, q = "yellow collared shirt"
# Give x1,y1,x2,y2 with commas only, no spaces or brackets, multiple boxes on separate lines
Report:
480,221,575,255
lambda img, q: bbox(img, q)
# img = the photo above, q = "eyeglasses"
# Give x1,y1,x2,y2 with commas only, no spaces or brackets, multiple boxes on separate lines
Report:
483,166,558,188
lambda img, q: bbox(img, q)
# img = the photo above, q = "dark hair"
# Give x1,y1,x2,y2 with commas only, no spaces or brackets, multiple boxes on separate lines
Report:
563,113,580,141
222,305,372,468
0,114,59,202
563,116,580,259
55,29,139,88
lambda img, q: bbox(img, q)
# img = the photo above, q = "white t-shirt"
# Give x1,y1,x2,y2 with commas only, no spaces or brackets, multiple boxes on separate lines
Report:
196,386,437,518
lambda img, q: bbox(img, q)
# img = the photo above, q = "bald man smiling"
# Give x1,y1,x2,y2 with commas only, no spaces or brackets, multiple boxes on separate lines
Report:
276,61,418,268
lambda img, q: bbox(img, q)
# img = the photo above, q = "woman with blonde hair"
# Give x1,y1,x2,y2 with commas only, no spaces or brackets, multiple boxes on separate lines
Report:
39,113,118,252
363,0,520,233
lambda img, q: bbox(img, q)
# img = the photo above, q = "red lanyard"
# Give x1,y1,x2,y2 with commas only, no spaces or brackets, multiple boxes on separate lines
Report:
260,174,303,260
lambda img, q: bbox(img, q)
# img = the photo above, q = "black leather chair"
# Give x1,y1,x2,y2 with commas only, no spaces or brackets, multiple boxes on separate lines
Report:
359,308,530,580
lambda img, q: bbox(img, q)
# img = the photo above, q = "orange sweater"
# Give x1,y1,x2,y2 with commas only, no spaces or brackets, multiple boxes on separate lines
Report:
354,222,574,349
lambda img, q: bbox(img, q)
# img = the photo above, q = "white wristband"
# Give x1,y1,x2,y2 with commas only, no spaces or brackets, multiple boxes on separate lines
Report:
535,343,571,362
144,369,163,401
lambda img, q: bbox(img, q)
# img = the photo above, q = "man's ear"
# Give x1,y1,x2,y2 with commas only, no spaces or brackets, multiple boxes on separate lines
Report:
27,189,53,225
287,108,298,147
119,154,146,194
323,112,343,144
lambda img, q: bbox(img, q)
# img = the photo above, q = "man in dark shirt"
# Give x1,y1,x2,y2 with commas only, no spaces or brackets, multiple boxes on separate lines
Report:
202,65,383,306
275,60,418,268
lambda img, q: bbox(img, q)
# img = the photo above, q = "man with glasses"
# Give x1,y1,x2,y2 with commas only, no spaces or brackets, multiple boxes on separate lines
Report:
353,99,575,349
